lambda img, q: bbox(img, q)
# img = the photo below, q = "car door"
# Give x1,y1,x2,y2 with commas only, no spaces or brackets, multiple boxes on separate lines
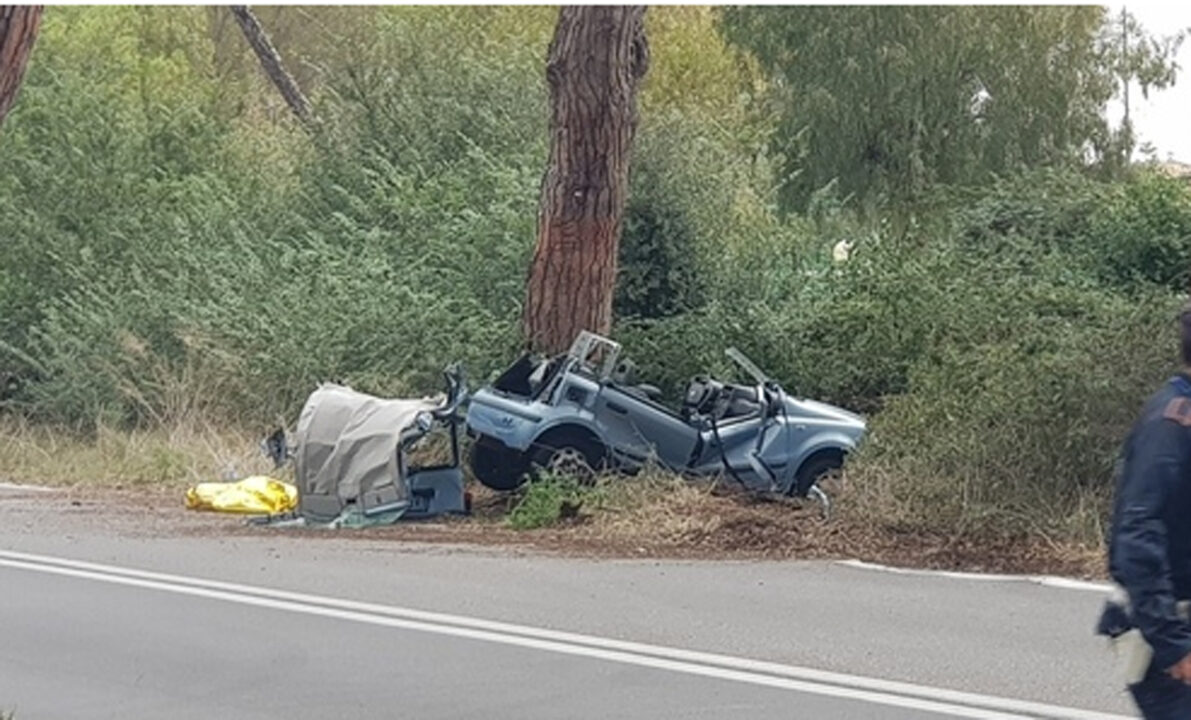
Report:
685,408,793,492
594,385,699,469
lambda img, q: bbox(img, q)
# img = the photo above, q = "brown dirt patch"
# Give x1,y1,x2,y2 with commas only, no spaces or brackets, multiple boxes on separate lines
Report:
24,480,1105,579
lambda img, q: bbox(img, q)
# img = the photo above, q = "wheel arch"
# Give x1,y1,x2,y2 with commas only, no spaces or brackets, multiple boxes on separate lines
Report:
532,422,606,460
795,446,846,473
791,444,850,497
793,431,858,470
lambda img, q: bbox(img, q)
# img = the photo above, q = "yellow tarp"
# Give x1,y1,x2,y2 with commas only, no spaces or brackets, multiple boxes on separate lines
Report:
185,476,298,515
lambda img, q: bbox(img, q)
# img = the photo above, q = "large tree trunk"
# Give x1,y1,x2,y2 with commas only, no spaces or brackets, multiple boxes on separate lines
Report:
0,5,43,130
523,6,649,353
229,5,316,131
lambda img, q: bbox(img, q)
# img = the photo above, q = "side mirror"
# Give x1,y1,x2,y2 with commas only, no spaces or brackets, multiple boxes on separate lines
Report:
435,363,468,419
261,427,290,469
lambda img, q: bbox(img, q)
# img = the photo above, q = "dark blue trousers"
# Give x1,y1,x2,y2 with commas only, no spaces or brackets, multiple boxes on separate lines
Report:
1130,665,1191,719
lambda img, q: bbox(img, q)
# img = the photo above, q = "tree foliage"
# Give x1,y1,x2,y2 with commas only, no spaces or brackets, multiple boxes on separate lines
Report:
723,6,1185,211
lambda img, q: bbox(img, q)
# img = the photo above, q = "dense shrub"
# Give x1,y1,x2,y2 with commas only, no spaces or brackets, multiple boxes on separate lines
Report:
618,169,1190,542
1,8,548,425
1089,170,1191,291
848,288,1179,540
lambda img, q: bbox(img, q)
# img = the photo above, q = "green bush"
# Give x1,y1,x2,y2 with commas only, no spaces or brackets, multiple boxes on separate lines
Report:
1,7,543,426
940,167,1191,293
1089,170,1191,291
848,288,1179,540
617,110,774,319
506,474,603,530
2,7,789,428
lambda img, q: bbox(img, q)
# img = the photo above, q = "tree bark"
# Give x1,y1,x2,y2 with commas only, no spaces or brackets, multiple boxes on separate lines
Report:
229,5,317,131
0,5,43,130
523,6,649,353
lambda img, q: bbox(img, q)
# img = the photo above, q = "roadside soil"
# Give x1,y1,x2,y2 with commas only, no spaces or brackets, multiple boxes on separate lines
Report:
0,481,1105,579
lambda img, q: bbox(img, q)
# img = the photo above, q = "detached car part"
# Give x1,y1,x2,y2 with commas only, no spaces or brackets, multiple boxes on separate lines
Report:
265,365,469,524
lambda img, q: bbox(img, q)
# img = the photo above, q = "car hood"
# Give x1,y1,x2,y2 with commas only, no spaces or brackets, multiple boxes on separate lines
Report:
785,396,866,429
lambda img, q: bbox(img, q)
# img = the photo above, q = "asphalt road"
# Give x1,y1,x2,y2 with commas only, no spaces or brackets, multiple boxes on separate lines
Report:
0,490,1137,719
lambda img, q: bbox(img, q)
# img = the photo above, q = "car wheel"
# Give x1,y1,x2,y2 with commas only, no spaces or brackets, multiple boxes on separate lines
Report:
531,436,605,486
792,452,844,499
469,437,530,491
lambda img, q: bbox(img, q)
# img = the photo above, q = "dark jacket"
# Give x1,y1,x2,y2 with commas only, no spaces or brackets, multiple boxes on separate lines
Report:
1108,374,1191,671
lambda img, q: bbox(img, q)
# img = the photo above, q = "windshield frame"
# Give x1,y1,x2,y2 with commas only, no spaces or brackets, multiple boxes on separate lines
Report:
725,347,770,386
567,331,622,381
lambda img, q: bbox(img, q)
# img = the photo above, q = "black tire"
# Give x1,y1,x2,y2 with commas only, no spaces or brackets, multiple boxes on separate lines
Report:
530,432,606,486
469,437,531,491
792,451,844,498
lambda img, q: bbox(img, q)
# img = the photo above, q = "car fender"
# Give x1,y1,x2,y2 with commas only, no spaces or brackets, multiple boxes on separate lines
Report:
529,416,607,454
792,431,859,471
467,396,606,457
465,397,543,453
756,431,855,496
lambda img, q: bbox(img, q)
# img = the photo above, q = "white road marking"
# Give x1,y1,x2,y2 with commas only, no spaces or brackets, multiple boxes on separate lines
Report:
0,482,58,493
837,559,1114,593
0,549,1128,720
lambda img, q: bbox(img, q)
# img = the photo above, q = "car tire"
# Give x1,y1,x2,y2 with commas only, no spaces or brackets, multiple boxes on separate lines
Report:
792,451,844,499
469,437,531,491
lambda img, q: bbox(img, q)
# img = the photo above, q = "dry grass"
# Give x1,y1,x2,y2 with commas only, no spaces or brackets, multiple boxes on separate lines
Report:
574,473,803,549
456,469,1105,576
843,460,1113,553
0,417,273,488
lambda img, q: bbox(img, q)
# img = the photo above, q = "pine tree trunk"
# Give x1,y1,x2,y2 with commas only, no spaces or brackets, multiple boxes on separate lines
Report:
0,5,43,130
524,6,649,353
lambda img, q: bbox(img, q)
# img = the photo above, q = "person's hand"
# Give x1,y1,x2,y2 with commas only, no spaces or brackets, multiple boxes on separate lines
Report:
1169,653,1191,684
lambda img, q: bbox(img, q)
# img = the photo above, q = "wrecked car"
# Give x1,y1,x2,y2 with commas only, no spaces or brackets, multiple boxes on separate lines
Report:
466,332,867,514
264,365,470,525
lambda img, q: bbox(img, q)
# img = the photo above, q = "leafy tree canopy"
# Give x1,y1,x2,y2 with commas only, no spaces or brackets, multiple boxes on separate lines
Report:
723,6,1185,211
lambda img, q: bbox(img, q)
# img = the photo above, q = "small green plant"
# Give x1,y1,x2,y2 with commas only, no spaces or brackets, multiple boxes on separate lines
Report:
506,473,604,530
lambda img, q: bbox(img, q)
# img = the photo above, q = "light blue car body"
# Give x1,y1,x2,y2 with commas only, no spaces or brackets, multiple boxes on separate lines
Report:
466,333,867,504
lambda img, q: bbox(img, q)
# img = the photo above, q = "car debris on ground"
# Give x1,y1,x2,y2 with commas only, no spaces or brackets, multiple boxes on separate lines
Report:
186,336,865,526
186,366,470,527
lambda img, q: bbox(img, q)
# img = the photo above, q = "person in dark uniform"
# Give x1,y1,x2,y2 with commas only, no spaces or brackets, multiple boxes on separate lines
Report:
1103,304,1191,718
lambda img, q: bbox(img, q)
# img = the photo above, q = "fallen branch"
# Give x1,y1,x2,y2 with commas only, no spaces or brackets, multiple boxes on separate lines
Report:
229,5,318,132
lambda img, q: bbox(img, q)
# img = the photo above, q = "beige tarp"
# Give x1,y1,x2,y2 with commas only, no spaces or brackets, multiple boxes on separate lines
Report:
293,383,439,521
